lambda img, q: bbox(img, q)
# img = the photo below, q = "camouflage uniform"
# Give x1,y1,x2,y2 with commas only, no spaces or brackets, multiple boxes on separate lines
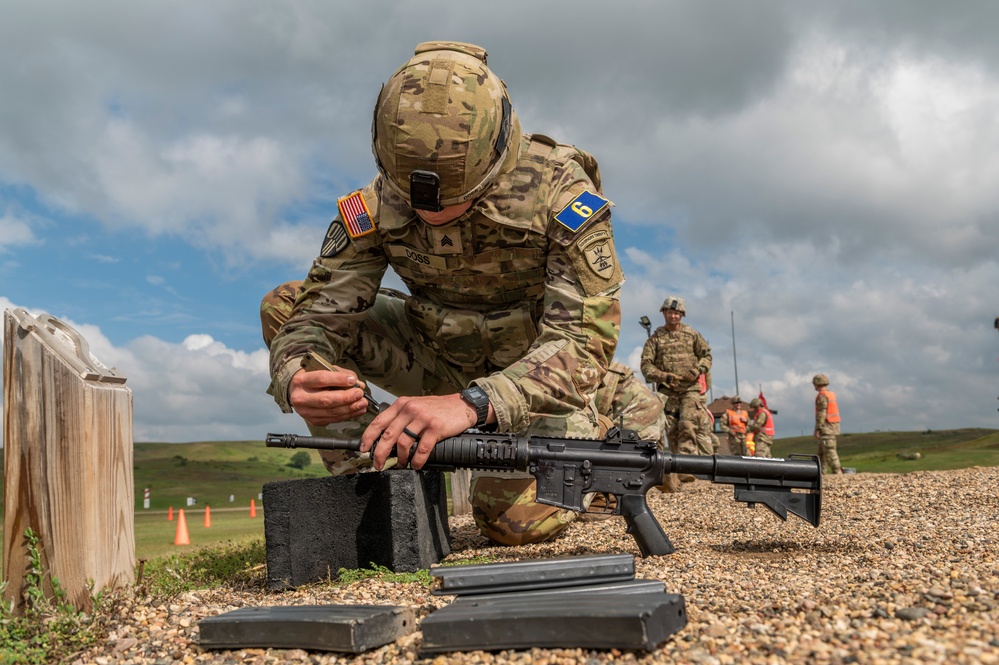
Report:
719,403,749,456
693,397,718,456
640,323,712,455
265,43,638,547
747,403,774,458
263,285,673,540
815,389,842,474
593,361,677,493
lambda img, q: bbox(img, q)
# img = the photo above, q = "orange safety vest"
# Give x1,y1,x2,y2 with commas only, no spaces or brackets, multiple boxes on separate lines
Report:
817,389,840,423
755,408,775,437
725,409,748,434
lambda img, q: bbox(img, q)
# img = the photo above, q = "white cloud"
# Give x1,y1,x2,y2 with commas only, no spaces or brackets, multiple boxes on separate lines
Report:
1,298,298,444
3,1,999,444
0,211,38,251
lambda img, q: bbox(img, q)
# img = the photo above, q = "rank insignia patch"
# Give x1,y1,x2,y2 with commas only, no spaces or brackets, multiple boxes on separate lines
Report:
320,219,350,258
337,191,376,239
554,190,610,232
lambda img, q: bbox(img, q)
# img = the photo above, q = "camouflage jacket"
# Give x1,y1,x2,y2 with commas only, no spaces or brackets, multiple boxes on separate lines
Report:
815,392,841,436
267,134,624,434
640,323,712,394
748,408,774,442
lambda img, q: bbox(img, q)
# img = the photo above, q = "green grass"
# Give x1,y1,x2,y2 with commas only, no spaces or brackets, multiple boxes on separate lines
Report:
132,439,328,512
135,507,266,561
130,440,330,560
772,428,999,473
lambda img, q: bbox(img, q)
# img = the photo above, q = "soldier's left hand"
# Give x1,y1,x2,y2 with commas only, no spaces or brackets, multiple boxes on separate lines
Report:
684,367,701,381
360,394,485,470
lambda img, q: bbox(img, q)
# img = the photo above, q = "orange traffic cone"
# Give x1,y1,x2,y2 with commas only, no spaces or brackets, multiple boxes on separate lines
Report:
174,509,191,546
168,506,174,521
204,505,212,528
250,498,257,518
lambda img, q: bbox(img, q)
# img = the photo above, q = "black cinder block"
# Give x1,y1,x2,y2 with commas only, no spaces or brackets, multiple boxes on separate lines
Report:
263,470,450,590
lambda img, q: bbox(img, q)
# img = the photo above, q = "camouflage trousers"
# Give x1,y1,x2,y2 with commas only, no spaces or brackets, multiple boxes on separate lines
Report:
593,363,677,493
660,389,711,456
818,435,842,474
693,402,719,455
752,434,773,458
262,281,672,545
727,432,747,457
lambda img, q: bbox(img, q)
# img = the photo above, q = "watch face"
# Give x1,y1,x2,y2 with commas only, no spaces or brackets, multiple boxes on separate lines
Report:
461,387,489,426
465,386,487,402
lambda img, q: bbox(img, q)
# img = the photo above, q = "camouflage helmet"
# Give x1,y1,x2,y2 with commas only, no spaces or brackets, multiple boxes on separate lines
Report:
749,398,763,408
812,373,830,387
731,395,742,404
660,295,686,314
371,41,522,209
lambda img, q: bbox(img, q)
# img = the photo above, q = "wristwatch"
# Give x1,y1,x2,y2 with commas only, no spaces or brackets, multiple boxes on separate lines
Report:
459,386,490,428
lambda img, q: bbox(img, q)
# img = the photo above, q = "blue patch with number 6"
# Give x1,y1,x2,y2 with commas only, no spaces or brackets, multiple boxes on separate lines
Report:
554,190,610,232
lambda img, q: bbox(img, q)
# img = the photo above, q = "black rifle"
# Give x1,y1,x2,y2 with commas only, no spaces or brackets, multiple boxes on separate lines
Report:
265,427,821,557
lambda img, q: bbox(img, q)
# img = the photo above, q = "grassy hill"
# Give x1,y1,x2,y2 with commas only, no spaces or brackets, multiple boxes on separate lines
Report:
772,427,999,472
130,439,329,511
0,439,329,512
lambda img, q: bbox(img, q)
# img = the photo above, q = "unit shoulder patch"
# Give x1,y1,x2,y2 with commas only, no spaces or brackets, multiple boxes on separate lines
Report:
554,190,610,233
568,223,623,296
320,219,350,258
337,191,377,239
579,228,616,279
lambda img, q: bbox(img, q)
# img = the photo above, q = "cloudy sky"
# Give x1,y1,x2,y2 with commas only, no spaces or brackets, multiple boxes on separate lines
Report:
2,1,998,443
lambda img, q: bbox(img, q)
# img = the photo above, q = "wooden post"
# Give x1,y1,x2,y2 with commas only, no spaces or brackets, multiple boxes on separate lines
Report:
3,308,135,612
450,469,472,516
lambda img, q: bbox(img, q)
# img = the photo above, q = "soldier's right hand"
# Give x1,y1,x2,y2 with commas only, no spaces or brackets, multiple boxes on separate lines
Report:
289,366,369,426
663,373,679,387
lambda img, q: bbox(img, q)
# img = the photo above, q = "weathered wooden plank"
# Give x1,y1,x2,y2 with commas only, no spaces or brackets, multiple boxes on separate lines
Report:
3,308,134,612
450,468,472,515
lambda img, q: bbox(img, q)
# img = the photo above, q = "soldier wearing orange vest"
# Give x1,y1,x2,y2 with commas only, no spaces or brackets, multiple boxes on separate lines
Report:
747,397,774,458
813,374,842,474
719,395,749,456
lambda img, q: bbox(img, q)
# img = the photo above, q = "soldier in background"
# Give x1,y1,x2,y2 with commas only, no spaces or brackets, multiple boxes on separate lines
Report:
593,362,678,494
694,396,720,455
262,41,668,546
640,296,713,464
719,396,749,456
813,374,843,474
747,397,774,458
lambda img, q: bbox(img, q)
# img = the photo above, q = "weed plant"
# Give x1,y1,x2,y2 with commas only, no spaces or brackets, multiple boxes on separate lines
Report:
0,530,106,664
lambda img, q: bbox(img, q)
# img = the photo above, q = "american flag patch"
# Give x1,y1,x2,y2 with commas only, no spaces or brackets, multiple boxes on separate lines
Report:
337,191,376,239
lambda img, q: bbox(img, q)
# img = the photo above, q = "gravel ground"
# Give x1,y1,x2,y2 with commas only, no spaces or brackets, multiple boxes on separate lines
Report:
71,466,999,665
